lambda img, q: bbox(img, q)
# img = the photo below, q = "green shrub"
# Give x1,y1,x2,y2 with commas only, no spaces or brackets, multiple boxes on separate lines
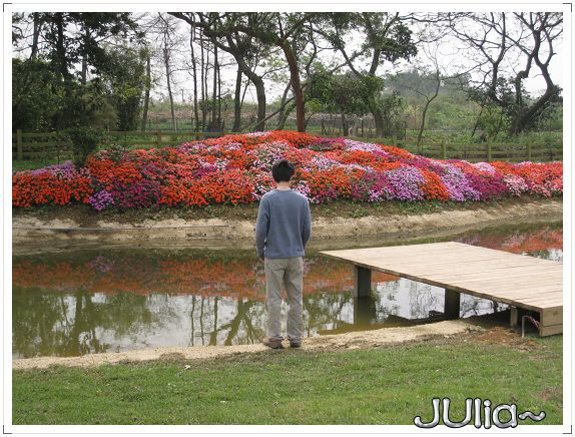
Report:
65,127,106,168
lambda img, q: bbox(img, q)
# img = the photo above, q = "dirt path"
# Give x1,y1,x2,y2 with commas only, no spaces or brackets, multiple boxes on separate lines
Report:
12,198,562,255
13,319,485,369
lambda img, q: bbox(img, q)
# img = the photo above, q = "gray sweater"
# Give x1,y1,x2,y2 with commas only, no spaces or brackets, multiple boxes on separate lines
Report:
255,189,312,259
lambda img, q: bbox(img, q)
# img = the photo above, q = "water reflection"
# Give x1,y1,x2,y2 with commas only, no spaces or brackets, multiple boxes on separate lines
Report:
12,223,562,358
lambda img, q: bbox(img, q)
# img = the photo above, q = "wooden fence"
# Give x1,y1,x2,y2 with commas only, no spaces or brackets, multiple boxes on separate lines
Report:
413,140,562,163
11,130,227,162
12,129,562,163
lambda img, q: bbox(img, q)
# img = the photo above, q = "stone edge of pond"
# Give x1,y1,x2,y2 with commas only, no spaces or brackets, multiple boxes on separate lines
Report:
11,198,562,255
12,319,485,369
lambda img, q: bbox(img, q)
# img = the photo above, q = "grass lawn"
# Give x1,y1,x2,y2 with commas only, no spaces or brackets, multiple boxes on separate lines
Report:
12,332,562,425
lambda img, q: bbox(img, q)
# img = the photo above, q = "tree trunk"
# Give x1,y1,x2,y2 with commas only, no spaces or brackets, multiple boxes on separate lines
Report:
204,42,210,130
141,53,151,131
163,46,176,132
180,15,268,132
228,46,266,131
217,51,222,130
510,87,556,135
212,44,218,129
189,25,200,133
416,103,430,153
416,74,440,151
81,27,89,85
232,67,242,132
471,103,485,139
280,42,305,132
276,82,291,130
241,68,266,131
277,102,296,130
372,106,384,138
31,13,40,59
341,112,349,136
54,13,69,82
200,34,207,131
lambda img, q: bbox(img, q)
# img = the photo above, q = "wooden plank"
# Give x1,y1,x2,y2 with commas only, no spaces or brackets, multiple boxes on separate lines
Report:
517,296,563,307
329,255,532,273
452,276,562,290
494,294,563,306
485,283,563,294
19,142,70,151
539,324,563,337
427,266,561,281
452,287,560,301
429,269,561,284
20,131,58,138
325,245,559,267
541,307,563,326
481,289,562,302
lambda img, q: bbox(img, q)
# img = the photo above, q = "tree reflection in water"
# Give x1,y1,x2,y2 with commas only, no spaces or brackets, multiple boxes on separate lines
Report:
12,223,562,357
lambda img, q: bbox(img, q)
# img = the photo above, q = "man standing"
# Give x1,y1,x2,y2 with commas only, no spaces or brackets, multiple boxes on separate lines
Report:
255,160,312,349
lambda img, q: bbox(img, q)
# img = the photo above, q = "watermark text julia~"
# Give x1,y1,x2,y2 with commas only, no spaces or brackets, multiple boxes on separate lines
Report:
413,398,546,429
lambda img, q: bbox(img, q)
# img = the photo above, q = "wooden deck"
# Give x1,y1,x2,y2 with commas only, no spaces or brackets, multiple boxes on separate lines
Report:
320,242,563,336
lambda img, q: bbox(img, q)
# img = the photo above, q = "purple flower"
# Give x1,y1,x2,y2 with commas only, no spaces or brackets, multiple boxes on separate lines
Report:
309,137,345,151
29,161,88,181
440,166,480,202
248,141,290,171
465,171,508,200
384,167,425,201
109,179,161,209
89,190,115,211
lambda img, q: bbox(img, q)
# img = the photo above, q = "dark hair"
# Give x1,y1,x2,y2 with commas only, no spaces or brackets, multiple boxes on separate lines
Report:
272,159,295,182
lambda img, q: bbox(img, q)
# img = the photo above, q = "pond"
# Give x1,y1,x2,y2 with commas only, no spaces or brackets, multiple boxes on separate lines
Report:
12,222,562,358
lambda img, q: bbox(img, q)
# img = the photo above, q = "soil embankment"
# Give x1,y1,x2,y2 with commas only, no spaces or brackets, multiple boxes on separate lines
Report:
12,198,562,255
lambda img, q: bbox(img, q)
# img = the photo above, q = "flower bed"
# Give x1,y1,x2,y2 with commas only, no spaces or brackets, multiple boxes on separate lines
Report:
12,131,563,210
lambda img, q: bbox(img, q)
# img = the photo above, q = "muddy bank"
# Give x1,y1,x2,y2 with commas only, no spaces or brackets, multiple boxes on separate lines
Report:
12,199,562,255
12,319,484,369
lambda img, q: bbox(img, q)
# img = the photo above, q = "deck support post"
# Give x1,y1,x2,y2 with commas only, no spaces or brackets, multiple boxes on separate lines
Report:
510,307,519,327
354,266,372,298
444,288,460,319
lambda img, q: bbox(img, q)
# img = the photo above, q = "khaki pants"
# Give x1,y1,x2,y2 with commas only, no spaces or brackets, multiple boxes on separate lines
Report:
264,257,304,341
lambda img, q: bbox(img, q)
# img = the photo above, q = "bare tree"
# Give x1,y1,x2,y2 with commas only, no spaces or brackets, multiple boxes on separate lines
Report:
140,51,151,131
143,13,184,132
443,12,563,135
187,22,200,132
170,12,272,131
